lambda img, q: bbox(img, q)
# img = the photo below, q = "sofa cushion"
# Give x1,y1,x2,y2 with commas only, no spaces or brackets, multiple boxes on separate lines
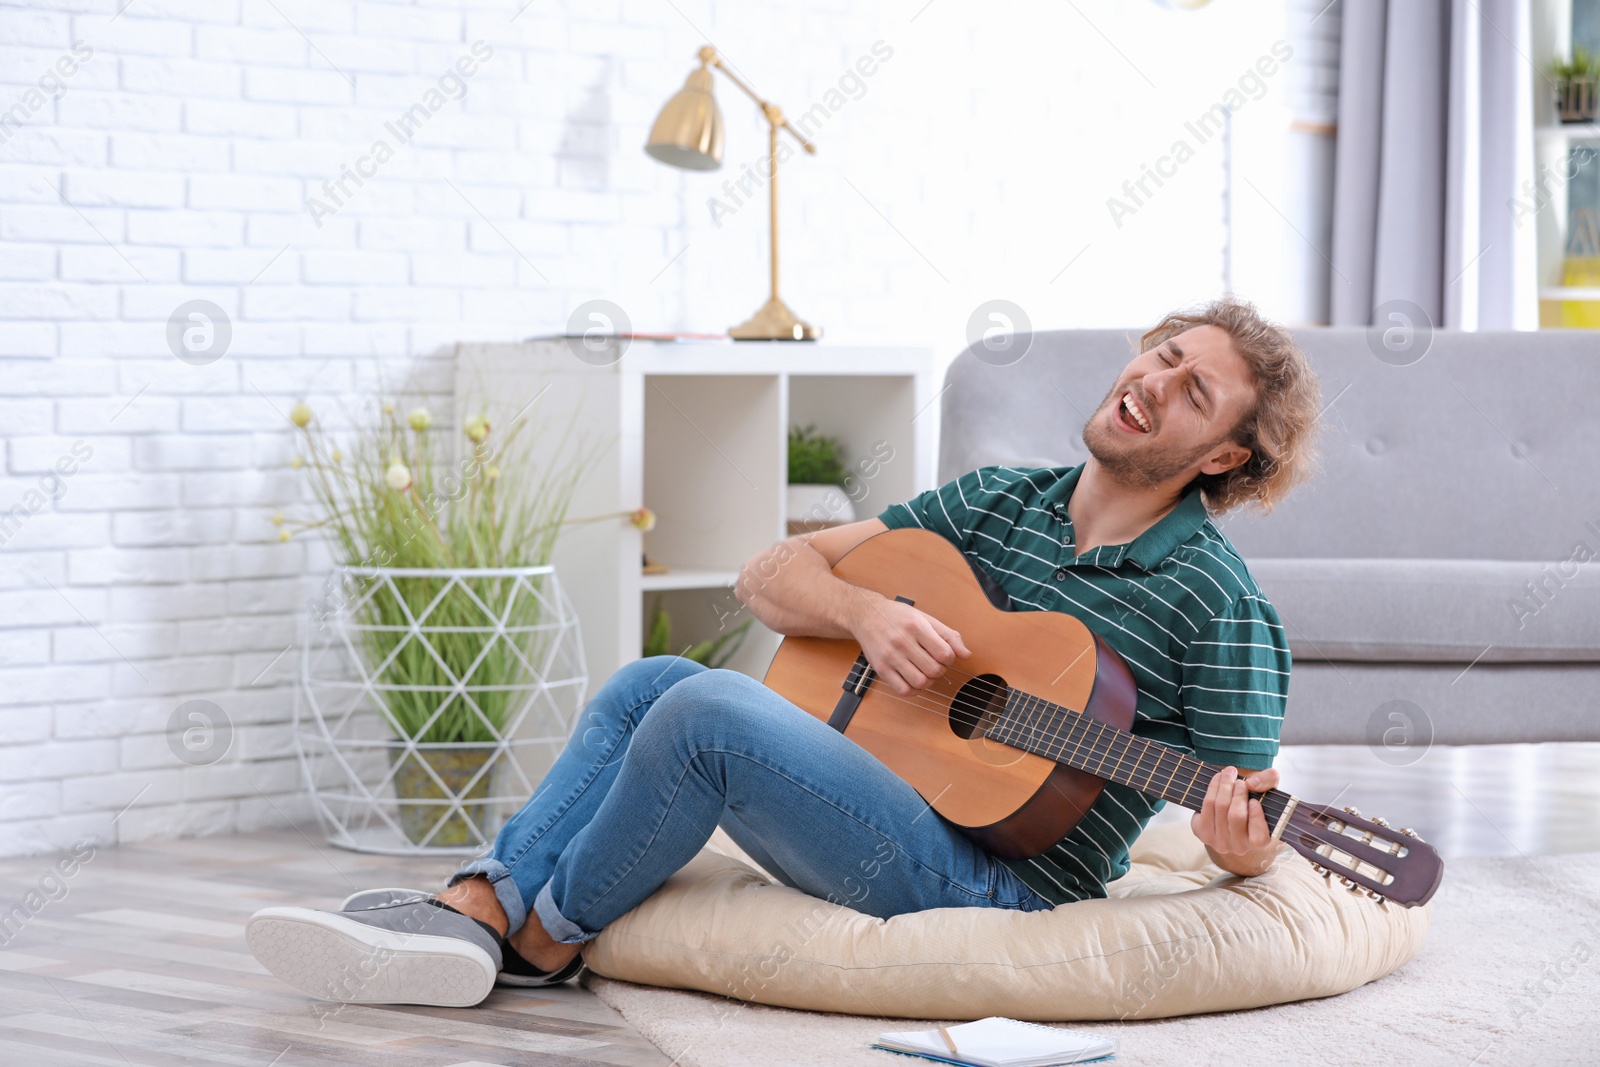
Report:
582,823,1431,1021
1249,558,1600,663
938,327,1600,562
1276,660,1600,745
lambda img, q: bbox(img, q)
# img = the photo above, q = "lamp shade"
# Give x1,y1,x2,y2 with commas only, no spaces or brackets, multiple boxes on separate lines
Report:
644,66,724,171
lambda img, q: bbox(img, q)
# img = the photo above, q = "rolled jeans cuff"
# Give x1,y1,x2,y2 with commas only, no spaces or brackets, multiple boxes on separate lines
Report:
534,879,600,944
447,858,526,937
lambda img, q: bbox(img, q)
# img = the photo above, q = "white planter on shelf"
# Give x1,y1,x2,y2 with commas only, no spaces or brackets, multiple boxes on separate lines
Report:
786,483,857,534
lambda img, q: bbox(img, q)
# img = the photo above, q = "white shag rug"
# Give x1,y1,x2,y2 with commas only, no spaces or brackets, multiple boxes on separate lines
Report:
584,850,1600,1067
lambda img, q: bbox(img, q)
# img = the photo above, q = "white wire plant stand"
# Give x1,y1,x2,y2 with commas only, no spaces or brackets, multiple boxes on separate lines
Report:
295,564,587,855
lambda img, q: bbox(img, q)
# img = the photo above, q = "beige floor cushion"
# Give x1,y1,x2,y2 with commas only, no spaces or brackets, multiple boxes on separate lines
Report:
582,821,1432,1020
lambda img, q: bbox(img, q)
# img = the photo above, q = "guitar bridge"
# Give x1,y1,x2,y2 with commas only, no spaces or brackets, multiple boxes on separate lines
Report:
826,595,912,733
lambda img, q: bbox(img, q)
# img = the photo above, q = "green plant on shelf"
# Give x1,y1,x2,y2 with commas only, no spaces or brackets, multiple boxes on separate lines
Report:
788,423,848,486
1549,46,1600,85
643,594,754,669
1550,47,1600,123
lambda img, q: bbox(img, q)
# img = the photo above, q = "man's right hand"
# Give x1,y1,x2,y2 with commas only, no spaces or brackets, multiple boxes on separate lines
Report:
848,594,972,696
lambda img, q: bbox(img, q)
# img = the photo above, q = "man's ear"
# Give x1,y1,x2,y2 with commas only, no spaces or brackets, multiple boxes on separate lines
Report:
1198,441,1251,476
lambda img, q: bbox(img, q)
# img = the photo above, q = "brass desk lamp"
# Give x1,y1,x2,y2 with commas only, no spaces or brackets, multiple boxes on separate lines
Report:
645,46,821,341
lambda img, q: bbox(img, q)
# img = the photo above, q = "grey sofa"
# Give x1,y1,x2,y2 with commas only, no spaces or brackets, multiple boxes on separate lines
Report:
937,328,1600,747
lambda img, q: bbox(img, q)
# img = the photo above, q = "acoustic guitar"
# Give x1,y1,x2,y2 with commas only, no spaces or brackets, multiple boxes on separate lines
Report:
763,527,1444,908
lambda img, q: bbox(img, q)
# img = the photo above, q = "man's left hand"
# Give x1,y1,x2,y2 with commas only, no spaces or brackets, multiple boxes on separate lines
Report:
1191,765,1281,877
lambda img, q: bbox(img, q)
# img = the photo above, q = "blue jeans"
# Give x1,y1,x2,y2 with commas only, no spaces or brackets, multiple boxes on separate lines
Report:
448,656,1053,943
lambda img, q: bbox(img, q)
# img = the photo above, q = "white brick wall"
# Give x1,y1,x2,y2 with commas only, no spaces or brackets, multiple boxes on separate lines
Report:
0,0,1299,858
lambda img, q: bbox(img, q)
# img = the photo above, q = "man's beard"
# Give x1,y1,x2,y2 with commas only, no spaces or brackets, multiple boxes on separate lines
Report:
1080,390,1223,488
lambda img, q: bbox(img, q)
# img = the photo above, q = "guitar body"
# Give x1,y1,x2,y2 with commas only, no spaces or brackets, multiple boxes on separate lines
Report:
763,526,1139,859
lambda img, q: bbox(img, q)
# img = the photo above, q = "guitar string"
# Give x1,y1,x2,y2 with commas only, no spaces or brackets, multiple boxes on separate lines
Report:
840,667,1240,812
817,677,1408,888
803,661,1240,815
807,675,1391,881
783,668,1393,889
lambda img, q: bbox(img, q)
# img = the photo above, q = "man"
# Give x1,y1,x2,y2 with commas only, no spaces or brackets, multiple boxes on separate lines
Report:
247,296,1323,1007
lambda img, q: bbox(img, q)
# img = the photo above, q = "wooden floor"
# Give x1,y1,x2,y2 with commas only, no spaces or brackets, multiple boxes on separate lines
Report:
2,741,1596,1066
0,829,672,1067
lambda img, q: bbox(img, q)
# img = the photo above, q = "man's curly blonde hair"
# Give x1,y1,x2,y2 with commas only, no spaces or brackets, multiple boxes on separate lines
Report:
1139,297,1323,517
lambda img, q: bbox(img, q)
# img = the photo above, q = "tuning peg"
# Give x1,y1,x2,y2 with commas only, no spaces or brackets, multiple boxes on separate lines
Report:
1370,815,1390,828
1340,805,1362,818
1400,827,1420,839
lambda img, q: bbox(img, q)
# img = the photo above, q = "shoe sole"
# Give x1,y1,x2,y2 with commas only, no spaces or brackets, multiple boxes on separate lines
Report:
246,907,497,1007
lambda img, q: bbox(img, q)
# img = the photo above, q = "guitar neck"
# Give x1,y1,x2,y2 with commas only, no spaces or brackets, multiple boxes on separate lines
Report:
989,689,1292,827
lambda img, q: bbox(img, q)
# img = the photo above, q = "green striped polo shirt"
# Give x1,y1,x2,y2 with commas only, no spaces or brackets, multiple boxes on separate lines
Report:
877,463,1291,906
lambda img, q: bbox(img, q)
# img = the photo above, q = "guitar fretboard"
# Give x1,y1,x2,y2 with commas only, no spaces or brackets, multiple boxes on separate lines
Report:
987,688,1291,827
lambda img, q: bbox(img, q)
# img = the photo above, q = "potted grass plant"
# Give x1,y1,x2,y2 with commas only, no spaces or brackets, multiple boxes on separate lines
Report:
786,423,856,535
642,594,754,667
1551,47,1600,123
283,382,641,851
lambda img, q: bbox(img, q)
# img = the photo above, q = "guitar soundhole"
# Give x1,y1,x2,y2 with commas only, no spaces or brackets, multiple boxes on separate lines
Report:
949,673,1008,740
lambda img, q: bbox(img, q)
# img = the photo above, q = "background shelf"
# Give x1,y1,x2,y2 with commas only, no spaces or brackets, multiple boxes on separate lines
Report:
1536,122,1600,140
456,340,937,692
640,568,741,592
1533,0,1600,327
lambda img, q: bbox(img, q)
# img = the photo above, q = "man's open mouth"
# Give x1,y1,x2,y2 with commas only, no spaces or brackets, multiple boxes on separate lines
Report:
1115,391,1152,433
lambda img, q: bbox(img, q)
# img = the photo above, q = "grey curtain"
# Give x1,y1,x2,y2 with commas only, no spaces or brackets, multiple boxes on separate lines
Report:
1330,0,1536,329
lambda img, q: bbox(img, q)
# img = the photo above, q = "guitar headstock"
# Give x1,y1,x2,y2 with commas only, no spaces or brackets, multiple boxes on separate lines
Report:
1282,802,1444,908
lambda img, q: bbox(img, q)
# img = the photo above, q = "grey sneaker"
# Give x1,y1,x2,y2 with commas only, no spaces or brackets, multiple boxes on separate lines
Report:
247,897,503,1007
495,947,586,988
337,886,587,989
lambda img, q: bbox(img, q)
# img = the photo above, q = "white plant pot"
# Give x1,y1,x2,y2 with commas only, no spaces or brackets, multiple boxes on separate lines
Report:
786,483,857,528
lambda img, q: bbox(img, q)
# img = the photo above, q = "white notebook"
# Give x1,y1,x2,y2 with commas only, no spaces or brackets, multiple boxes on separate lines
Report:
871,1016,1116,1067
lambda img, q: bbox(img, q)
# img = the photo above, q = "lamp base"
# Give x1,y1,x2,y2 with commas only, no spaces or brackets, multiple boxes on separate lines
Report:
729,296,821,341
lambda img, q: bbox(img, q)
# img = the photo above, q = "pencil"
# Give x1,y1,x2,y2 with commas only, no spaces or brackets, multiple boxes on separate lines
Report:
937,1025,959,1056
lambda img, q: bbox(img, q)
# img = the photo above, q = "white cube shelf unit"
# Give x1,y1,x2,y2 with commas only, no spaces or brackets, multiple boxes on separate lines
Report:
453,340,938,693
